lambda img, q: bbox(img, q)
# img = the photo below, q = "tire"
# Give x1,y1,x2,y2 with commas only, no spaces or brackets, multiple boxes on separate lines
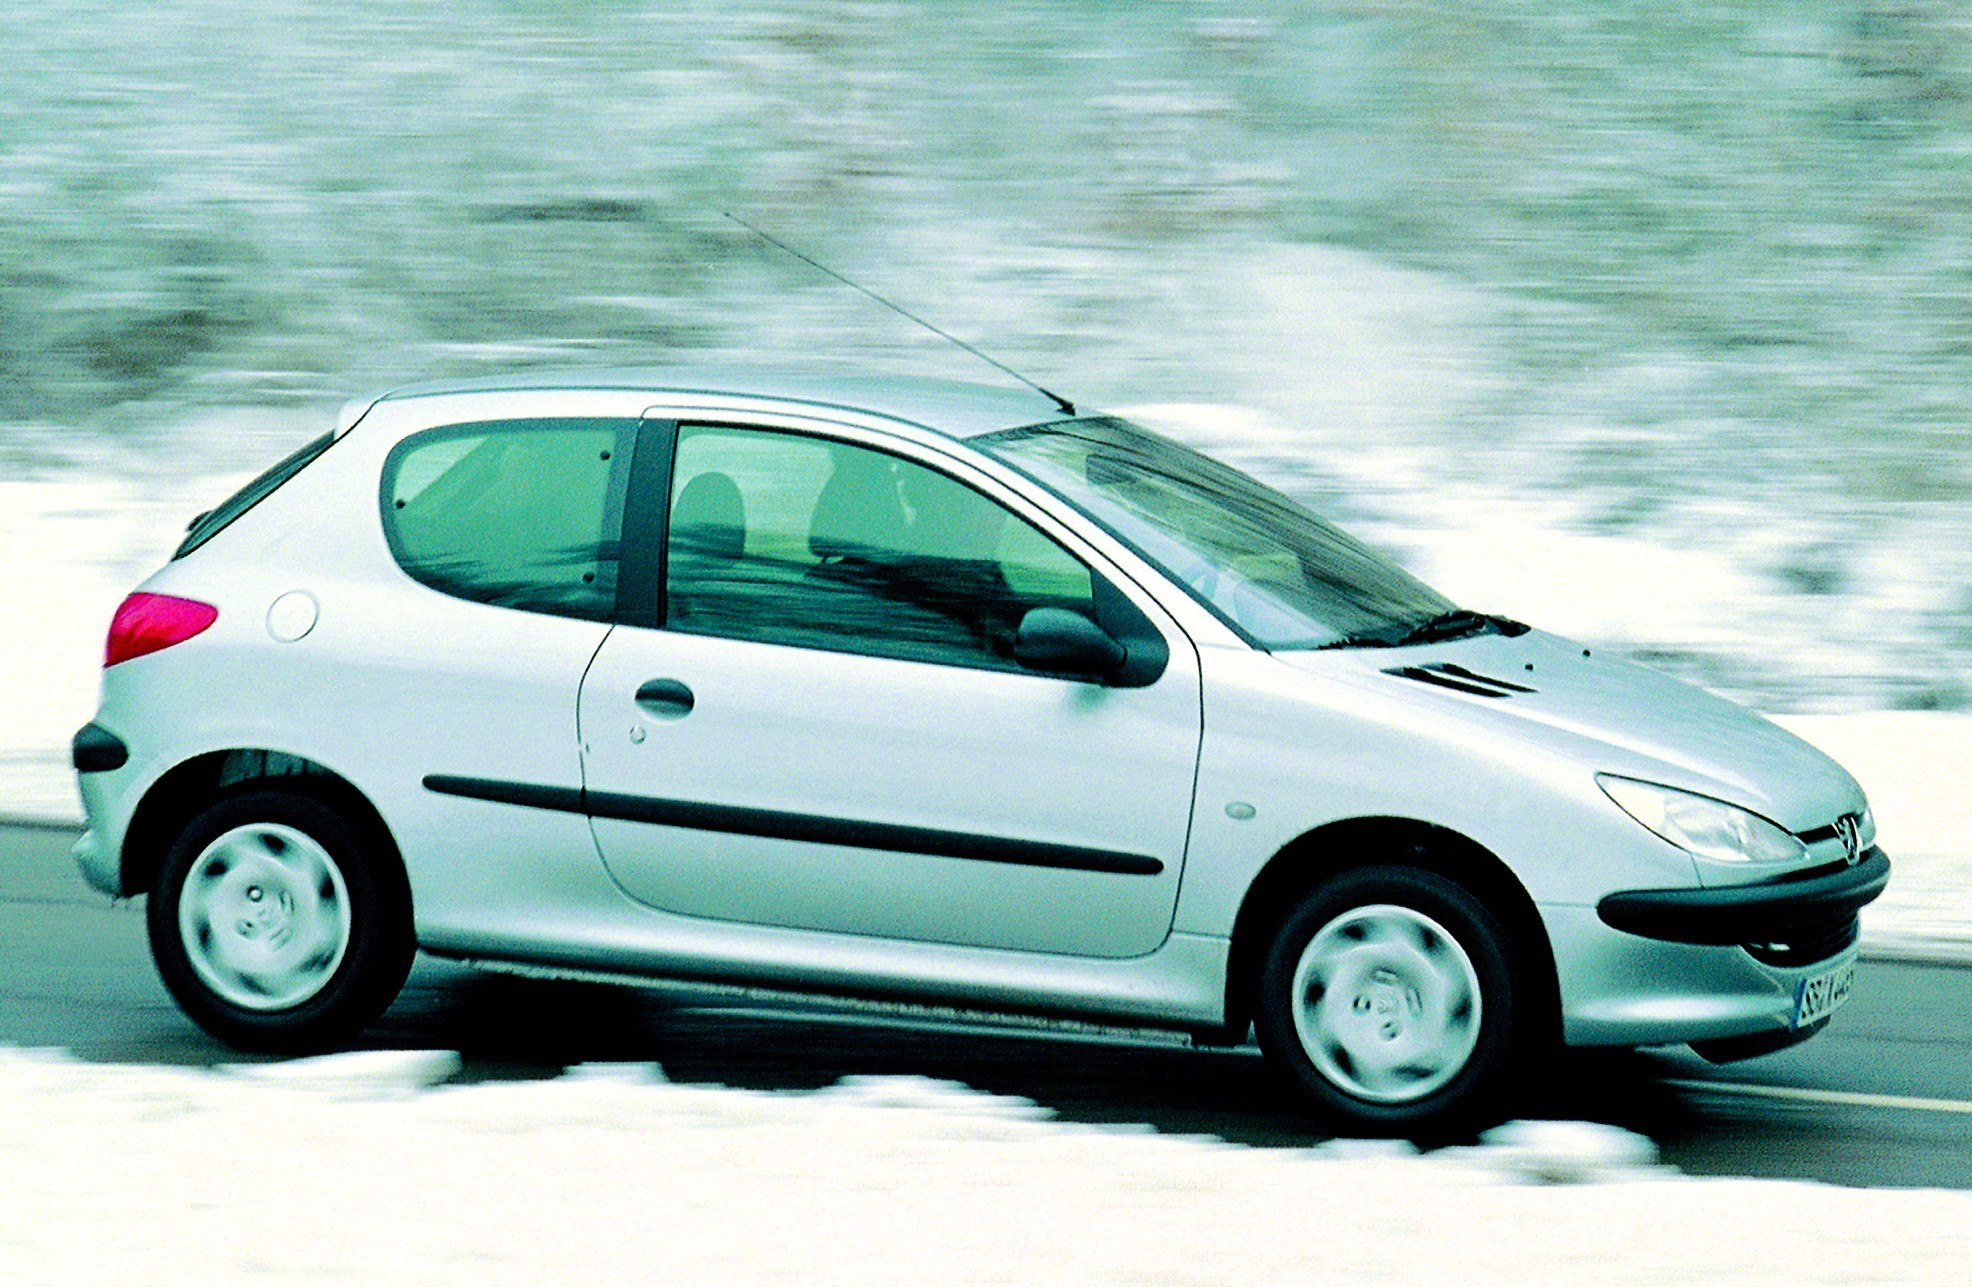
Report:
146,788,414,1054
1253,865,1524,1136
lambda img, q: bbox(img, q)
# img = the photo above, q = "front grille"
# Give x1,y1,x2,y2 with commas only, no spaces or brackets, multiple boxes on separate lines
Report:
1742,915,1859,969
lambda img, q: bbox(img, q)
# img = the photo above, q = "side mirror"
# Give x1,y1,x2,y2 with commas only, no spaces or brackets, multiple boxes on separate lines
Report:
1014,607,1126,681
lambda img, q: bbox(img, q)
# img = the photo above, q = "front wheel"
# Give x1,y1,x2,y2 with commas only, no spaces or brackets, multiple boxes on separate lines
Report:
1254,865,1524,1135
147,789,413,1053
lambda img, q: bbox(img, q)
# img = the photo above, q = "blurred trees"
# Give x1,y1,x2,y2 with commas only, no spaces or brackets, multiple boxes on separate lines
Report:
2,0,1968,506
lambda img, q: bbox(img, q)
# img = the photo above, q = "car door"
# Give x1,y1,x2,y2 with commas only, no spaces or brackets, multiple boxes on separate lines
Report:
577,417,1203,959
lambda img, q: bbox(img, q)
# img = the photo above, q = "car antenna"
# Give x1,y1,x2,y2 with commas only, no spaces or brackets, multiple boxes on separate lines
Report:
721,211,1076,416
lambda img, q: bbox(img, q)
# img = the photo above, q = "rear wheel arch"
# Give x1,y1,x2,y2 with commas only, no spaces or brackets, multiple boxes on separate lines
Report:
119,749,408,915
1222,817,1560,1049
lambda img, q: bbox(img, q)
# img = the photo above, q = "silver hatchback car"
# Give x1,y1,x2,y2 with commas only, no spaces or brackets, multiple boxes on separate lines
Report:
72,369,1888,1131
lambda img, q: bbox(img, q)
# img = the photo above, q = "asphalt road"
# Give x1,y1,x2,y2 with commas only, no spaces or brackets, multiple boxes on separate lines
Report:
5,820,1969,1188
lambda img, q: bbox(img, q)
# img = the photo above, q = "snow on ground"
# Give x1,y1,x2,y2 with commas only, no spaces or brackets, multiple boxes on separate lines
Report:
3,416,1967,953
0,1047,1965,1286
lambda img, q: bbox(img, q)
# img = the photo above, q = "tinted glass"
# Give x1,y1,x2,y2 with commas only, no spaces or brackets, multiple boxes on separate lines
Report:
979,417,1454,649
382,418,636,621
664,425,1095,672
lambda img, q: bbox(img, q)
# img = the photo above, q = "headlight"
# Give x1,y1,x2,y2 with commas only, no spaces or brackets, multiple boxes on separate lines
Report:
1597,775,1808,864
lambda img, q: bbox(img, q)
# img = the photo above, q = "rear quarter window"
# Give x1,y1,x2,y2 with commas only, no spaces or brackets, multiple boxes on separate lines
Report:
380,418,638,622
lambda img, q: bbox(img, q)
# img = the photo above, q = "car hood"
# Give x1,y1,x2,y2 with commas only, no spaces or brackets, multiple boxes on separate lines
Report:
1272,630,1865,834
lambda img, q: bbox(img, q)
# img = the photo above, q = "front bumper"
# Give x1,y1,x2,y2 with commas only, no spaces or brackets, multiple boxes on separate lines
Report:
1545,850,1886,1049
1595,849,1890,945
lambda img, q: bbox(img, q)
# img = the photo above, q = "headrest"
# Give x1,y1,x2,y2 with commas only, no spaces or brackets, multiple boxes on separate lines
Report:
808,451,905,560
671,472,746,562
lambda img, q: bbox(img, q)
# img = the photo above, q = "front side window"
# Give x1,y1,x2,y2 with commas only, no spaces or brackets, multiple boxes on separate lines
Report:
979,417,1455,649
664,424,1096,672
381,418,637,621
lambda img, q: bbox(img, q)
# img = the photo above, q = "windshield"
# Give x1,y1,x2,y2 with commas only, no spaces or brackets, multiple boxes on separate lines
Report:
977,417,1456,649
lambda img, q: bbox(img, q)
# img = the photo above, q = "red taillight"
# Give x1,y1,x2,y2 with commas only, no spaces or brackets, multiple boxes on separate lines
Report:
105,593,219,668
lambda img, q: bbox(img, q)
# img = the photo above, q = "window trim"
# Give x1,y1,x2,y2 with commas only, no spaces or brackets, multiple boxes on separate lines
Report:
616,417,1168,686
377,416,640,624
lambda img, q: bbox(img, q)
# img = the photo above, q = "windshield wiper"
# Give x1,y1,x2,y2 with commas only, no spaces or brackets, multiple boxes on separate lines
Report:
1397,609,1501,646
1311,611,1529,652
1311,628,1409,651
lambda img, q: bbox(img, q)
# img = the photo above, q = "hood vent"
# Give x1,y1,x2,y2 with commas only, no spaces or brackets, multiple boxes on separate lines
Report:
1383,662,1538,699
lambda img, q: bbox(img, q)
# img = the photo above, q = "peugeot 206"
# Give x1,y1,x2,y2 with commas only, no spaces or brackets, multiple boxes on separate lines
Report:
71,370,1889,1131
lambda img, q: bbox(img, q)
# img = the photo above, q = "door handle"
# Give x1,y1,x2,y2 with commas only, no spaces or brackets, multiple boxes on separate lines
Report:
634,678,696,720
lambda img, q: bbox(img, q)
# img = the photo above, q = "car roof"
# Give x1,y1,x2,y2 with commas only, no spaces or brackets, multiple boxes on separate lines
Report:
371,366,1072,439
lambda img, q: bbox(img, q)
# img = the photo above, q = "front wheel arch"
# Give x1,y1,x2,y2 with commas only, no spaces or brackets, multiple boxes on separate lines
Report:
1223,818,1560,1055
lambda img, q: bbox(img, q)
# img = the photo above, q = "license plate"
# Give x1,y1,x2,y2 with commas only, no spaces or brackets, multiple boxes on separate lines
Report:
1793,959,1855,1029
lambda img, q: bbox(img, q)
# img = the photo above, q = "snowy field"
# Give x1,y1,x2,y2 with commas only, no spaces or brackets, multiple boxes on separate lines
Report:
1,1046,1966,1286
5,409,1967,955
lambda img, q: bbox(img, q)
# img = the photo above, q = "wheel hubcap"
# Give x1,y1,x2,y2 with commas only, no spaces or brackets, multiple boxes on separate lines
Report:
177,823,352,1011
1290,903,1482,1104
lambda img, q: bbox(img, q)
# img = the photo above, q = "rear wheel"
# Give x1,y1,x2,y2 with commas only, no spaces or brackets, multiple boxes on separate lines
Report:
1254,865,1523,1135
147,789,413,1053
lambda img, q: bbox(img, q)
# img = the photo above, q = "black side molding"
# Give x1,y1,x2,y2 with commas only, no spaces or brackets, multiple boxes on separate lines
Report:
72,723,129,773
422,774,1163,877
423,775,583,815
1597,848,1890,946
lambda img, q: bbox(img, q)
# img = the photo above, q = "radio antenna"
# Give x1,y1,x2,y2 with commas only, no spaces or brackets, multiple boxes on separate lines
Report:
722,211,1075,416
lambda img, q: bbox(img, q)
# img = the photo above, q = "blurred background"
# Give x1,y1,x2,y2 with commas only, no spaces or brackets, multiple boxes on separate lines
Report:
3,2,1969,820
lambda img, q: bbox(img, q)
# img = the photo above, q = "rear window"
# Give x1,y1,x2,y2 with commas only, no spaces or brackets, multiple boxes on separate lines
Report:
380,418,637,622
174,431,336,559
